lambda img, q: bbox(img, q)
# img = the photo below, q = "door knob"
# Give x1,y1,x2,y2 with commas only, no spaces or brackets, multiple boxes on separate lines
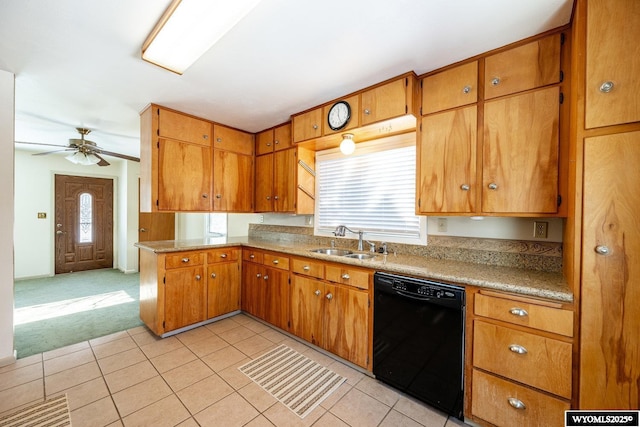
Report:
139,228,147,232
56,230,65,235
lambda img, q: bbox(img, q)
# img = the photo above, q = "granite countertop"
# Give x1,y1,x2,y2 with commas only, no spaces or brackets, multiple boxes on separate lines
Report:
135,237,573,303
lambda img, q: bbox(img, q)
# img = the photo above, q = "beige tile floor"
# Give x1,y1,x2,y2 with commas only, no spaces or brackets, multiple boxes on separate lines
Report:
0,314,470,427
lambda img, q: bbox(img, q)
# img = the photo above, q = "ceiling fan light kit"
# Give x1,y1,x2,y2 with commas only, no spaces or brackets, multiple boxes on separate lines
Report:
142,0,263,74
66,151,101,165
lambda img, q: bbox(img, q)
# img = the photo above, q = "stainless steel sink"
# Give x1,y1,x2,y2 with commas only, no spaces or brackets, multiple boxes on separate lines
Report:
344,253,376,260
309,248,353,256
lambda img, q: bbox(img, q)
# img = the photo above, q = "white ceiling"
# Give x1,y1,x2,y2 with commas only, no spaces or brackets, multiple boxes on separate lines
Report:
0,0,573,160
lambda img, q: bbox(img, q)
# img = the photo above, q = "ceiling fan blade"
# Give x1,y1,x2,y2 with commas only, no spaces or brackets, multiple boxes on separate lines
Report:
32,148,75,156
15,141,69,148
92,153,110,167
98,150,140,162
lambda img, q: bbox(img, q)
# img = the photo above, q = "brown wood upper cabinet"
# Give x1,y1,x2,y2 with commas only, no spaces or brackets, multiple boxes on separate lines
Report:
361,77,414,125
157,107,212,144
292,108,323,143
585,0,640,128
213,149,254,212
422,61,478,115
213,124,254,155
256,123,292,156
484,33,562,99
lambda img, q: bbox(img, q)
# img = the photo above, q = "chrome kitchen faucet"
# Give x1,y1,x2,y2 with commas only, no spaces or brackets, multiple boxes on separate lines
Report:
333,225,375,252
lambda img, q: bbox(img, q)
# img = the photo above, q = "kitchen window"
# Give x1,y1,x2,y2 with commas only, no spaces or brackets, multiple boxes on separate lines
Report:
314,133,426,245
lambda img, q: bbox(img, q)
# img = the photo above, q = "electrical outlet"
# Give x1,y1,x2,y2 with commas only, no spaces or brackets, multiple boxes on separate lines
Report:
259,215,264,223
534,221,548,238
437,218,448,232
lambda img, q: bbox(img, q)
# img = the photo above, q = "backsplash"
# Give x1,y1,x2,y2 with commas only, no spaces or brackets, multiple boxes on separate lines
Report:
248,224,563,273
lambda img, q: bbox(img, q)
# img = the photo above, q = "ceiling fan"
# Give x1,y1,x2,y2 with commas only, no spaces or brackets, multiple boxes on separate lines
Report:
16,128,140,166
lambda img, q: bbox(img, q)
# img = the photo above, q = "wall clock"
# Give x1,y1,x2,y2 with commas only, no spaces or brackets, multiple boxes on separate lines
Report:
327,101,351,131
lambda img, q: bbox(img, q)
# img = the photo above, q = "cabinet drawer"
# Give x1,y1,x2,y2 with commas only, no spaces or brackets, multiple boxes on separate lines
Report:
422,61,478,114
473,320,571,398
243,249,263,264
291,258,325,279
206,248,239,263
474,293,573,337
325,265,370,290
263,253,290,270
472,369,569,427
165,252,204,269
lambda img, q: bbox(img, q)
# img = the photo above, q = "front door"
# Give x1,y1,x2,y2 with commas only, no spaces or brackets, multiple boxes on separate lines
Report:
55,174,113,273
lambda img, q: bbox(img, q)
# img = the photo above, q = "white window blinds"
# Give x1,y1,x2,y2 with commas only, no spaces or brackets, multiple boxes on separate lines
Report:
315,133,424,242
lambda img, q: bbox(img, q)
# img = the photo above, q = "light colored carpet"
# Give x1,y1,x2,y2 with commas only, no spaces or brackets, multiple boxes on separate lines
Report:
239,344,346,418
14,269,143,358
0,394,70,426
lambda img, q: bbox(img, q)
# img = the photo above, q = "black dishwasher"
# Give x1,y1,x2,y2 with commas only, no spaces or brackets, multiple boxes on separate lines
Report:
373,272,465,420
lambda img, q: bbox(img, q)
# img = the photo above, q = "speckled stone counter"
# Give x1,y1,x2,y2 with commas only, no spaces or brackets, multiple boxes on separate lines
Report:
135,235,572,303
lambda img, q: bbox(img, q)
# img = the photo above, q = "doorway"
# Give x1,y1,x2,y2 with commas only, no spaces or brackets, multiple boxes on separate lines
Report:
54,174,114,274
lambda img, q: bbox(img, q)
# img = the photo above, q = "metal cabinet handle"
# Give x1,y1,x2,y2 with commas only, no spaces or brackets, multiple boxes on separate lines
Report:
341,274,350,280
326,293,333,300
210,273,217,279
303,265,310,271
274,196,279,200
312,124,318,130
220,253,227,258
263,275,269,280
266,196,271,200
195,275,201,281
509,344,528,355
203,135,209,140
256,273,261,278
272,259,279,265
182,258,190,263
462,85,472,94
202,194,208,198
599,81,614,93
314,289,321,296
216,137,222,143
509,307,528,317
364,109,371,115
275,140,280,145
250,254,255,259
215,194,222,199
460,184,470,191
488,183,498,190
507,397,526,410
266,142,272,147
595,245,610,255
491,77,501,86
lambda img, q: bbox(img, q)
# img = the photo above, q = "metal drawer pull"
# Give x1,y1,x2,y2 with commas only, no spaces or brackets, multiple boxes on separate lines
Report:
595,245,610,255
326,293,333,300
250,254,255,259
210,273,217,278
195,275,201,281
263,275,269,280
509,344,528,355
220,253,227,258
488,182,498,190
182,258,190,263
303,265,310,271
314,290,321,296
491,77,501,86
462,85,472,94
507,397,526,410
273,259,279,264
460,184,470,191
599,81,614,93
509,308,528,317
341,274,350,280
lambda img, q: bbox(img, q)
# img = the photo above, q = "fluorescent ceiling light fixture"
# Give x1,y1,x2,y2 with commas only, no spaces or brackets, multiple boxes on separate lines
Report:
142,0,262,74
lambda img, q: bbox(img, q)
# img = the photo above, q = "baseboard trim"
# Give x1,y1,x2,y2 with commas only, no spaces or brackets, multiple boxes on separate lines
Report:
0,350,17,367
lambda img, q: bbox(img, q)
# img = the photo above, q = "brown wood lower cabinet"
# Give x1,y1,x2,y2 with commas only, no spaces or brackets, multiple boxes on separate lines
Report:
290,256,371,369
469,290,574,427
139,247,241,336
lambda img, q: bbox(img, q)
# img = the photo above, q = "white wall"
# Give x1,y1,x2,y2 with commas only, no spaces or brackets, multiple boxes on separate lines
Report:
14,149,140,279
0,70,16,365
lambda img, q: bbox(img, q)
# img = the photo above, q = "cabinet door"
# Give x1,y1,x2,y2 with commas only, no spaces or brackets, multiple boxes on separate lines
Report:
292,108,323,143
256,129,274,156
580,131,640,409
273,123,293,151
422,61,478,114
213,125,254,155
255,154,273,212
290,275,324,347
585,0,640,128
213,150,253,212
274,149,295,212
324,284,369,368
241,262,265,319
165,267,206,331
158,108,211,145
158,139,212,211
207,262,240,318
263,266,289,331
361,78,407,125
418,106,477,213
482,87,559,213
484,33,561,100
